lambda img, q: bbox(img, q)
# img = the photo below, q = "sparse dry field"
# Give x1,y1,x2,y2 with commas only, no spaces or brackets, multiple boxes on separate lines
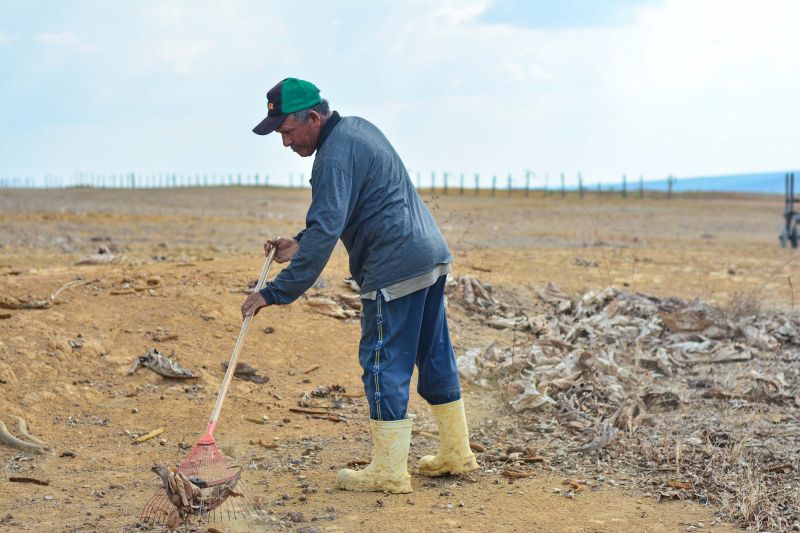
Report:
0,187,796,532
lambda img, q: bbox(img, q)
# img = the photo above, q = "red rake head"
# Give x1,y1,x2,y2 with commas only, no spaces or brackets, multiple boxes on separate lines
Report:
140,254,275,529
139,436,262,528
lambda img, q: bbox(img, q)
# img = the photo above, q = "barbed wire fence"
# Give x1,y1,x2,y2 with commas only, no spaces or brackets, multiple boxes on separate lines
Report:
0,171,680,197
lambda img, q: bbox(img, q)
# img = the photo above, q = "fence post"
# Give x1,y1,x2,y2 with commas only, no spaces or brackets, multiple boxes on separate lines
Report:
578,172,584,198
525,171,530,197
622,174,627,198
430,171,435,193
560,172,565,197
639,174,644,198
474,173,479,195
491,175,496,196
459,172,464,195
443,172,448,195
507,173,512,196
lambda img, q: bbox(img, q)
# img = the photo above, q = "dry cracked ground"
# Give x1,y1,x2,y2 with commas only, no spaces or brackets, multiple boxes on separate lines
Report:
0,186,797,532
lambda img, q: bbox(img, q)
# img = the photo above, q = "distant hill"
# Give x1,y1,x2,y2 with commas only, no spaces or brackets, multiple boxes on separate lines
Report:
631,171,799,194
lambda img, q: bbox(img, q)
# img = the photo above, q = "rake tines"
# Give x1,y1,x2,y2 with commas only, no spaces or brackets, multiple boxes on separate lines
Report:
140,441,261,528
139,250,275,530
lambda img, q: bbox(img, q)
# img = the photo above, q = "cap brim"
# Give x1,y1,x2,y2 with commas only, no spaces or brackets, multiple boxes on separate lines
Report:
252,114,285,136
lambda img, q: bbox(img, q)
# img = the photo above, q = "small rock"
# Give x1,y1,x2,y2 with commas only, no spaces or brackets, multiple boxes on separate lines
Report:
376,499,384,507
287,511,304,523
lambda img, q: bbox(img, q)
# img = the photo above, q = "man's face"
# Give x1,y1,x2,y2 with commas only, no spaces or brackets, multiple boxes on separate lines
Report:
276,112,322,157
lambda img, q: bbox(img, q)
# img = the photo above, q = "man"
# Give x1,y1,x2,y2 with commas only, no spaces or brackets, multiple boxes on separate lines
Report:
241,78,478,493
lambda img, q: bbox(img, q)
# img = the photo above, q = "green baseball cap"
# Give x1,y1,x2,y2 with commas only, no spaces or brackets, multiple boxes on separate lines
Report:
253,78,322,135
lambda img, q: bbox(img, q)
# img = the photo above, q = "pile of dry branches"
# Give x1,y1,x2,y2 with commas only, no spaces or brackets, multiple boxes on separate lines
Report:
451,278,799,530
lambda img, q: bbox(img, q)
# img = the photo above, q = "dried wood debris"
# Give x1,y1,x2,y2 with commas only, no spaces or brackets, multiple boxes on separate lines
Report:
151,465,243,528
128,349,197,379
453,279,800,529
75,245,122,265
458,284,798,414
222,362,269,384
304,295,359,319
0,416,52,454
448,275,531,330
0,278,93,310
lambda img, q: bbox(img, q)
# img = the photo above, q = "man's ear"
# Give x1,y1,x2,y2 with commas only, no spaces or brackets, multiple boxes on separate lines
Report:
308,110,322,127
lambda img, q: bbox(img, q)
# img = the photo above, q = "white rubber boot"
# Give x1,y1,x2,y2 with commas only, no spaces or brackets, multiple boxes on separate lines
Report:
336,418,413,493
418,399,479,476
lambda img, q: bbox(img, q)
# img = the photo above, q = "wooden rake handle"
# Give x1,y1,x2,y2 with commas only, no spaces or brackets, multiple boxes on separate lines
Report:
205,248,276,436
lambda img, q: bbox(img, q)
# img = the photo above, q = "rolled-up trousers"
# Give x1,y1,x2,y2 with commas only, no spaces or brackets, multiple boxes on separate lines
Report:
358,275,461,421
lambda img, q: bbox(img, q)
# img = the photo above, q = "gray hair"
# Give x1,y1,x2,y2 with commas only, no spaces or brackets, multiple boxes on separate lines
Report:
292,99,331,123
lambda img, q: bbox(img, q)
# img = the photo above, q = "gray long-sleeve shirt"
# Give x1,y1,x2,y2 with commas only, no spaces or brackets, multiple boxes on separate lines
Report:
259,112,451,305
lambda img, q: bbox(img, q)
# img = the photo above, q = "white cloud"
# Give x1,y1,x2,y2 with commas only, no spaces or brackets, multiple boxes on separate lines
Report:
0,30,16,45
33,32,95,53
432,1,491,27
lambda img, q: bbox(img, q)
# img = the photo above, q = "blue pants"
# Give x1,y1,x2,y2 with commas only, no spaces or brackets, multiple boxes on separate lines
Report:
358,275,461,421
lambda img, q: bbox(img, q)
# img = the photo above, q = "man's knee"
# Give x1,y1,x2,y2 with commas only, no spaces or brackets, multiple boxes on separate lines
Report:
417,381,461,405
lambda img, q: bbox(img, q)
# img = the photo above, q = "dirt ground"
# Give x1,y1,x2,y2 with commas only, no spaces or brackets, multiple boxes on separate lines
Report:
0,186,794,532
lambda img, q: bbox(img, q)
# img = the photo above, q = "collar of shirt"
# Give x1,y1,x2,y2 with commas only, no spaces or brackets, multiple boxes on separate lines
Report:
316,111,341,150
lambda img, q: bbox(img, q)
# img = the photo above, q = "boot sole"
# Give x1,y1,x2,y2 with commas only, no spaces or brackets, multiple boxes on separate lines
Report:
337,482,412,494
418,462,480,477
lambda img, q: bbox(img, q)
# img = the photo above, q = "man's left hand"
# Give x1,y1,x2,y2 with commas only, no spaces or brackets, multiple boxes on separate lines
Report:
241,292,268,319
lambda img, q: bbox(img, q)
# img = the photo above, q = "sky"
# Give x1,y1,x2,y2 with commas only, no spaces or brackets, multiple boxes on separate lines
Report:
0,0,798,187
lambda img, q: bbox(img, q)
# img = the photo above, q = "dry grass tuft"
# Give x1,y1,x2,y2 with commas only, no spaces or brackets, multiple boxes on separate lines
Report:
724,291,760,320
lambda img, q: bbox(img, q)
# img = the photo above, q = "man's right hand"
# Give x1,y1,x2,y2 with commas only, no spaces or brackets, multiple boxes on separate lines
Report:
265,237,300,263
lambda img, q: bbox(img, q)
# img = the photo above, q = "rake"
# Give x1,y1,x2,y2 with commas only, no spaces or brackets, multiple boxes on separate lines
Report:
140,249,275,529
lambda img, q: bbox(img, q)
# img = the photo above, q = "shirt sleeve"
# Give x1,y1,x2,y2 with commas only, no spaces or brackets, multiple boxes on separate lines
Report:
260,164,353,305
